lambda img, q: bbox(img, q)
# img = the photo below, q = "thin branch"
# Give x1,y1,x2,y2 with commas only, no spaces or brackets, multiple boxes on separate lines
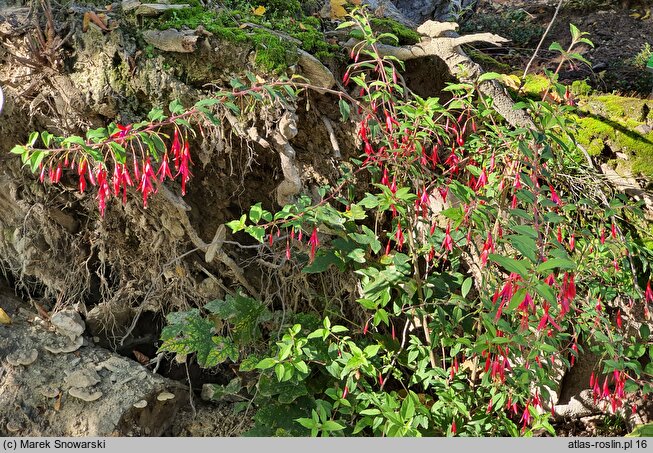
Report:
520,0,565,86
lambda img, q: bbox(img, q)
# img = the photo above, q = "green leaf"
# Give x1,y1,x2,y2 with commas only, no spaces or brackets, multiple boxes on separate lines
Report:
226,214,247,233
477,72,502,83
506,234,538,263
194,98,220,108
275,363,286,381
303,251,343,274
169,99,185,115
205,293,270,345
147,107,166,122
27,131,39,147
322,421,345,431
489,254,531,278
296,418,317,429
294,360,309,374
461,277,472,298
535,283,557,305
536,258,576,273
245,226,266,243
626,423,653,437
548,42,564,53
338,99,350,122
40,131,53,147
507,288,527,312
10,145,26,155
249,203,263,223
256,358,277,370
158,309,230,368
29,151,46,173
224,102,241,115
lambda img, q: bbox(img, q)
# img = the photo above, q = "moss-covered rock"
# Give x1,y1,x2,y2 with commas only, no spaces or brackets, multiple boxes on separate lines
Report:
466,49,511,74
519,74,653,178
574,94,653,177
148,4,338,74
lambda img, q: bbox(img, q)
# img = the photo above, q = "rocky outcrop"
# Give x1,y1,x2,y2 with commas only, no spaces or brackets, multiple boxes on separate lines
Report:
0,288,188,436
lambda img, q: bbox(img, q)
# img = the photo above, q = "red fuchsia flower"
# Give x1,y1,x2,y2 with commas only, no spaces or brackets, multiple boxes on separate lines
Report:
611,223,618,239
177,142,193,196
511,194,518,209
600,228,606,245
384,111,398,132
363,319,369,335
475,168,488,190
451,420,457,436
308,227,319,263
342,69,350,85
549,185,561,205
136,157,157,208
171,129,182,170
514,173,522,190
569,234,575,251
430,145,440,166
442,222,454,252
557,226,563,243
378,371,384,386
77,159,88,193
570,343,579,367
645,281,653,304
118,164,133,204
544,273,556,286
358,121,368,141
96,167,110,217
342,385,348,399
395,222,404,250
602,377,610,398
480,232,494,267
616,309,623,329
559,272,576,316
439,186,449,203
518,292,534,313
444,150,460,170
381,167,389,186
520,402,532,432
537,302,561,331
157,153,174,181
110,123,132,145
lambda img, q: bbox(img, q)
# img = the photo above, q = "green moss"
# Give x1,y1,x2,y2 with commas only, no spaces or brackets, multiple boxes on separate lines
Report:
152,3,338,71
467,49,511,73
251,29,297,73
369,18,421,45
521,74,550,98
574,116,614,155
571,79,592,96
571,93,653,177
